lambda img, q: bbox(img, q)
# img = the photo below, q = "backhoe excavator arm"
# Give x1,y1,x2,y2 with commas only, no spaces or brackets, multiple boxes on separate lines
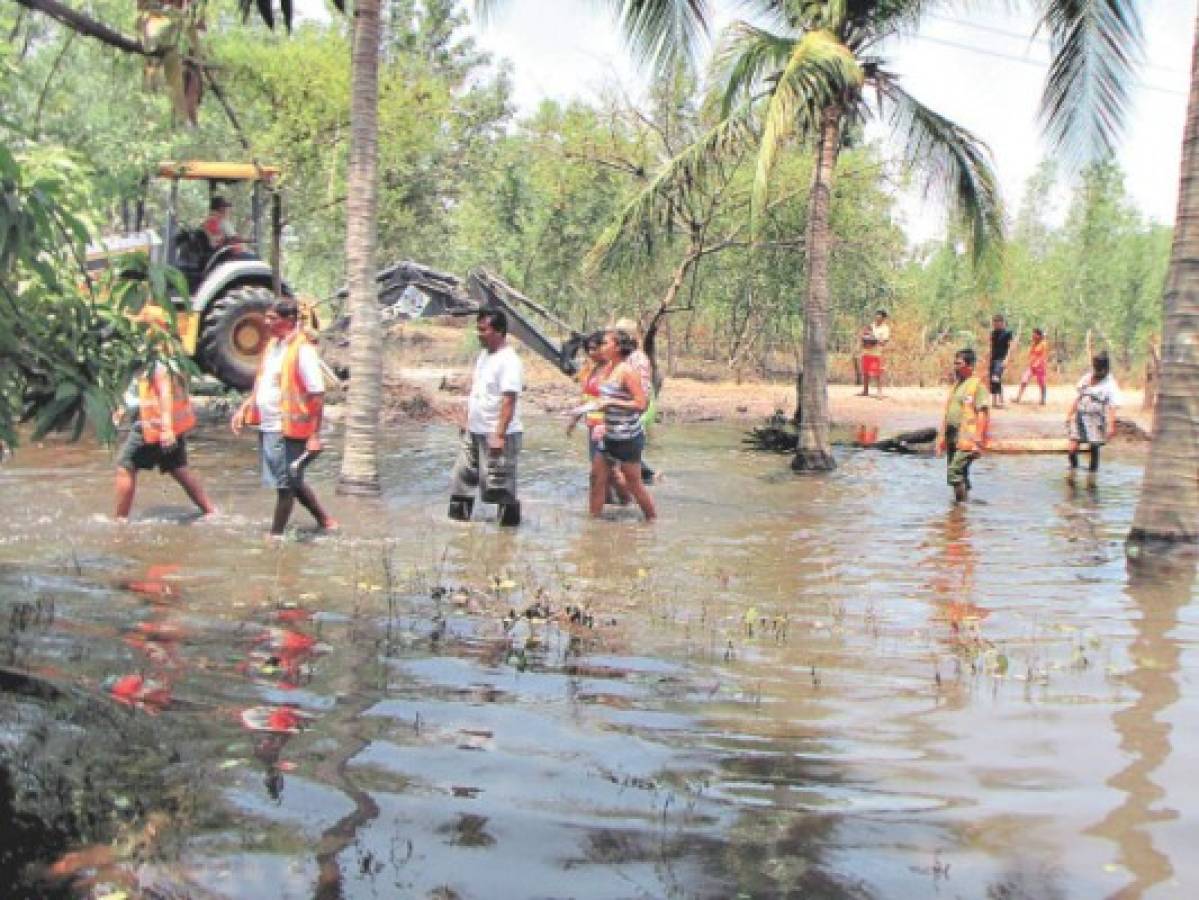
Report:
337,261,583,376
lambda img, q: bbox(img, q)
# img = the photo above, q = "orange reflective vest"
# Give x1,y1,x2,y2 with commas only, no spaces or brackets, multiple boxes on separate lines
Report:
138,370,196,444
244,332,318,439
945,375,984,452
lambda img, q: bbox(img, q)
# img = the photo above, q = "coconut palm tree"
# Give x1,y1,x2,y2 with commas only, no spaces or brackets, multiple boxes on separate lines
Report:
591,0,1003,471
1113,14,1198,558
337,0,384,495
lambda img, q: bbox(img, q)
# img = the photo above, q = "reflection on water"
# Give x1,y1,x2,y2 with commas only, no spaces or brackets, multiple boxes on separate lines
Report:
0,422,1196,897
1088,566,1190,896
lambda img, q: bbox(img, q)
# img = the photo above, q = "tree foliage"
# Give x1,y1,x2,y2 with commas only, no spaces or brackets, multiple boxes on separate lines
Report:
0,137,190,448
0,0,1171,417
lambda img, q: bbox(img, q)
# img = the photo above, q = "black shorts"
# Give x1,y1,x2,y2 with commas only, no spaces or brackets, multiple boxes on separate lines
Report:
604,433,645,465
117,425,188,473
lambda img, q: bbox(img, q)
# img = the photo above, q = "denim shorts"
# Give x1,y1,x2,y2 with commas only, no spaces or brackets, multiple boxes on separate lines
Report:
260,432,308,490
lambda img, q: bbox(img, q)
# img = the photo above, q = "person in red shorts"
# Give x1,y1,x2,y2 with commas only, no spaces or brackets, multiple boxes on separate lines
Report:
859,309,890,398
1014,327,1050,405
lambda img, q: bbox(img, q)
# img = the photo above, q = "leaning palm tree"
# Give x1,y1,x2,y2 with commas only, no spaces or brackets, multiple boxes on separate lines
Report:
592,0,1003,471
337,0,384,496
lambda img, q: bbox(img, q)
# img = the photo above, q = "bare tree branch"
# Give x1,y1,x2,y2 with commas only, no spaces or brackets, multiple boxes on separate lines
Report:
14,0,154,56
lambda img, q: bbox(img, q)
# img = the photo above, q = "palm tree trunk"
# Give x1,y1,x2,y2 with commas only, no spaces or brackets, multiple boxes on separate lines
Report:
1127,16,1199,560
338,0,382,496
792,103,841,472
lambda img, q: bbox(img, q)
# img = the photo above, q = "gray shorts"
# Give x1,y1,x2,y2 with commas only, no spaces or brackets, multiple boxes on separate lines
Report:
449,431,521,503
260,432,309,490
1067,412,1106,446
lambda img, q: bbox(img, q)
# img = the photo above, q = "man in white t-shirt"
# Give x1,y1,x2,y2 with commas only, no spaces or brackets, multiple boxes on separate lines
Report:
448,309,523,525
232,298,336,537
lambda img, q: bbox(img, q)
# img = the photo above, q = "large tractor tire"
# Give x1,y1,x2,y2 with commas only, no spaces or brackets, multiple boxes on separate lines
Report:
198,285,274,391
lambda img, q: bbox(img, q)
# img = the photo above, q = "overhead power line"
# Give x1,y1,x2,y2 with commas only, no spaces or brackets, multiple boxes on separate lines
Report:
924,12,1189,79
905,32,1187,98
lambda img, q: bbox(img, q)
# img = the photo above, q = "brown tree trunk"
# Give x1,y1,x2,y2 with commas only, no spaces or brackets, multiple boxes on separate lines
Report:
643,241,698,393
338,0,382,496
1127,14,1199,560
792,104,841,472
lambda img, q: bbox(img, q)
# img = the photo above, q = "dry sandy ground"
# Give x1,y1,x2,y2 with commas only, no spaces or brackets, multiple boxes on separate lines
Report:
331,320,1153,443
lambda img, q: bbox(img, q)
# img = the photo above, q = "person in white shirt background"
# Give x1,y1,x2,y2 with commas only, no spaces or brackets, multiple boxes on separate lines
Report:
1066,350,1121,485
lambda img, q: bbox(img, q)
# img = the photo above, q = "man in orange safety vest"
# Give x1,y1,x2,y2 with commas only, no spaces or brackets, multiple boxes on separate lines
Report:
231,297,337,538
936,348,990,503
114,307,216,521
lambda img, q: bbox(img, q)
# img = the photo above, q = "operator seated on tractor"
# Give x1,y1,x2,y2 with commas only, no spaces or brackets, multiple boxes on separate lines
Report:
202,196,251,259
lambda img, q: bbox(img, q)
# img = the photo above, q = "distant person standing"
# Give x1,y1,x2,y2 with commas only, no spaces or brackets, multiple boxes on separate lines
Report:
937,349,990,503
231,298,336,538
1014,327,1050,405
1065,351,1120,485
114,307,216,521
986,314,1013,408
448,309,524,526
859,309,890,398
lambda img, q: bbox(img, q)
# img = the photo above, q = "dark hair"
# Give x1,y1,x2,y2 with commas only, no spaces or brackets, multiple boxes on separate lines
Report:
992,313,1005,323
1032,327,1044,338
611,328,638,357
477,308,508,335
210,195,232,212
584,329,605,352
271,298,299,320
1092,350,1110,376
956,348,976,367
875,309,888,319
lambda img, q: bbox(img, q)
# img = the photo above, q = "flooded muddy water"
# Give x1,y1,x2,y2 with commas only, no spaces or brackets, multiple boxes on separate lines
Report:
0,419,1195,898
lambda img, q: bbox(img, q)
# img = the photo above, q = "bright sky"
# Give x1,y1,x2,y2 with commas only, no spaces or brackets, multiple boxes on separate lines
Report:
468,0,1194,242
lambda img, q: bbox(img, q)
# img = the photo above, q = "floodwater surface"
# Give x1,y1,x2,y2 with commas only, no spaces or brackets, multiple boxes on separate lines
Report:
0,419,1195,898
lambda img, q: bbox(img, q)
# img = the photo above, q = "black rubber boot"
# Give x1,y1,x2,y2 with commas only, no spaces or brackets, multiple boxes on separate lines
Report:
498,500,521,527
448,496,474,521
953,482,968,503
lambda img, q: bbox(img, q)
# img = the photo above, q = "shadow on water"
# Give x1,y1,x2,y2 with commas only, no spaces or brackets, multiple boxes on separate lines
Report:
0,424,1197,897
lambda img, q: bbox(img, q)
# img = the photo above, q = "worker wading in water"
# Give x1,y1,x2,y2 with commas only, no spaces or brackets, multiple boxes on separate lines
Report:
448,309,524,526
232,298,337,538
936,348,990,503
114,308,216,521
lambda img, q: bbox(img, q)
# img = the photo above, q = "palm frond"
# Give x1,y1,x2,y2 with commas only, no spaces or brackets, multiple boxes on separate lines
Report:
476,1,713,74
751,29,863,229
842,0,930,51
585,107,759,272
619,0,714,73
877,74,1004,263
712,21,798,118
1037,0,1144,159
